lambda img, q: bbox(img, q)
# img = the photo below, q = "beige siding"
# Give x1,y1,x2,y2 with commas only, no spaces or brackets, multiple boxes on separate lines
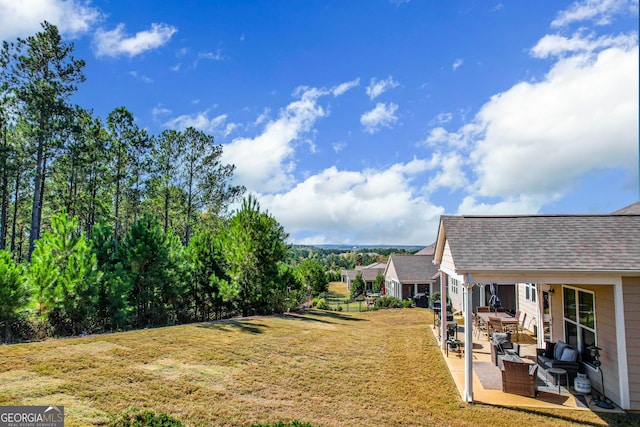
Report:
550,284,620,407
440,240,456,274
623,277,640,411
516,283,538,332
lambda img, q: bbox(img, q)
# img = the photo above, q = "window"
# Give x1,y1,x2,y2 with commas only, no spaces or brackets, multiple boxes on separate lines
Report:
448,276,459,294
563,286,597,367
525,283,537,303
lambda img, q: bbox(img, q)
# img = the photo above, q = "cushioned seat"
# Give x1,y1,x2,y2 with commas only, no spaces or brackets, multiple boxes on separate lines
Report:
491,332,520,366
536,341,580,385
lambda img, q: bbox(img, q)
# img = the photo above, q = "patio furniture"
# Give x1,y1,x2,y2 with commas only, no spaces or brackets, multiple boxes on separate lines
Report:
446,338,462,357
491,332,520,366
536,341,580,385
477,311,517,340
501,359,538,397
477,306,491,313
546,367,569,394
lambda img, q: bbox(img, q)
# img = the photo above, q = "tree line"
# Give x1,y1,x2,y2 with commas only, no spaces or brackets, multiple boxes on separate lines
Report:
0,22,326,342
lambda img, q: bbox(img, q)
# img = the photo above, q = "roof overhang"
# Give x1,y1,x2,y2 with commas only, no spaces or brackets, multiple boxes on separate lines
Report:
446,269,640,285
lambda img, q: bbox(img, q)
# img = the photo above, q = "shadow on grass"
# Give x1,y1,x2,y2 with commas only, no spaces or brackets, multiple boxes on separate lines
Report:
295,310,368,322
197,319,268,334
482,403,640,427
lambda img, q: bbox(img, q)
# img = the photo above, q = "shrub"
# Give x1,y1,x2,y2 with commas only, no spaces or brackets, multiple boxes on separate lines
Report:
373,296,403,310
336,304,343,312
402,299,413,308
315,298,329,310
312,297,319,307
110,408,183,427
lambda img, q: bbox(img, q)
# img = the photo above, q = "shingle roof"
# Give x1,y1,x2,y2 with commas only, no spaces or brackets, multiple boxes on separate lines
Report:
440,214,640,272
389,254,439,282
611,201,640,215
414,242,436,256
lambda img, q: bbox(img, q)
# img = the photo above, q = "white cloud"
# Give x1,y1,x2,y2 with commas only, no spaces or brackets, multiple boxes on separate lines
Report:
360,102,399,134
222,86,332,193
424,152,469,193
551,0,636,27
164,111,237,137
331,78,360,96
94,23,177,57
452,58,464,71
468,44,638,201
531,31,638,58
151,106,171,118
0,0,101,40
128,71,153,83
366,76,400,100
258,160,444,245
332,141,346,153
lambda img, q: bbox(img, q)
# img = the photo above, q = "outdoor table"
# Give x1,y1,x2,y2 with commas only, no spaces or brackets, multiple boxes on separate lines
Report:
546,367,569,394
477,311,517,340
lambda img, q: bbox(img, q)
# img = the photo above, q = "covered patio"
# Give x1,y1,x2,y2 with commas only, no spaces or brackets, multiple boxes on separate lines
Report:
429,318,625,412
431,208,640,411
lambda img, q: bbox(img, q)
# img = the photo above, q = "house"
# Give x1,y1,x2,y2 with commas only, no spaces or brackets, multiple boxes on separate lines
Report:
341,262,387,293
432,203,640,410
384,251,440,300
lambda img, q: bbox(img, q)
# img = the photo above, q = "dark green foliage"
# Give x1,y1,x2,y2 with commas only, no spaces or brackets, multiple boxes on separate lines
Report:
118,214,188,328
110,408,183,427
221,195,289,317
373,295,403,309
297,258,328,296
373,270,384,293
349,270,365,299
0,249,28,341
26,212,100,335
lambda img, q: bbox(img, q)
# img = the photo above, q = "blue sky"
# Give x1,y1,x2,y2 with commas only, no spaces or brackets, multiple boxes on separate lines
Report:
1,0,638,245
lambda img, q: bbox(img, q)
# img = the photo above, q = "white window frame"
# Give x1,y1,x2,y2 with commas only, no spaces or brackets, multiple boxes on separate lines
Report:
448,276,459,295
525,283,537,303
562,285,597,369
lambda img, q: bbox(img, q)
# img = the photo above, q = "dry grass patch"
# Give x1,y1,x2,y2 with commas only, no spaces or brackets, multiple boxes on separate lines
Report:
0,309,637,426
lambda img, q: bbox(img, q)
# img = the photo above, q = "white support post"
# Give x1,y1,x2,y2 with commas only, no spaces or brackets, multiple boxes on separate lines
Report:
614,280,630,409
463,282,474,403
536,284,546,348
479,284,485,307
440,271,447,350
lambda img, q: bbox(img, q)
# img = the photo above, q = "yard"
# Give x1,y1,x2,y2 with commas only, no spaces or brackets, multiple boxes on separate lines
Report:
0,308,637,426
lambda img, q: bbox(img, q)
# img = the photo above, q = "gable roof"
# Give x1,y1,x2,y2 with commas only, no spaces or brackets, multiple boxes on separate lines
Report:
414,242,436,256
435,213,640,273
612,201,640,215
388,254,438,282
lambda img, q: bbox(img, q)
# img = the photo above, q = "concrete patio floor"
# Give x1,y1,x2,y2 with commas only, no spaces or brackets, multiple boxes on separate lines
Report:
429,321,625,413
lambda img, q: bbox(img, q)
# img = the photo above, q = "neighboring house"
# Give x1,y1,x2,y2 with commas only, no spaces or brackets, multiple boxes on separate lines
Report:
384,246,440,300
341,262,387,293
432,204,640,410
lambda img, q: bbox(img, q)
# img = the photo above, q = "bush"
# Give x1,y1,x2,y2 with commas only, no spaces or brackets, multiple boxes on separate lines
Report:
373,296,403,310
311,297,319,307
336,304,343,312
315,298,329,310
110,408,183,427
402,299,413,308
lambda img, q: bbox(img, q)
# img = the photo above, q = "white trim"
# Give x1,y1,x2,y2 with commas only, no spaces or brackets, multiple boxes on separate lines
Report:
614,279,630,409
439,265,464,283
463,282,474,402
561,285,597,366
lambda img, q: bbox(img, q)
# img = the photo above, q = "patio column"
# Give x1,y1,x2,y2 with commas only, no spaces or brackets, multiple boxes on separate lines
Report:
463,281,474,403
536,284,546,348
440,271,447,350
479,284,485,306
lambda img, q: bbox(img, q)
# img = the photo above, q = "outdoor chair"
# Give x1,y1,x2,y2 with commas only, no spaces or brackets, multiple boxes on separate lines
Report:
491,332,520,365
477,306,491,313
502,360,538,397
487,316,504,338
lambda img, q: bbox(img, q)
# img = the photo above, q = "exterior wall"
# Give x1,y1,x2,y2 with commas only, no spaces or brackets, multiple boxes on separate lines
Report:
516,283,538,332
448,276,464,313
384,260,401,299
623,276,640,411
549,283,620,408
440,240,456,275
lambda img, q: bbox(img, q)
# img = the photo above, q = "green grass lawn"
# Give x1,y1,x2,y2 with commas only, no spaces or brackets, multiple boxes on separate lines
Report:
0,308,637,426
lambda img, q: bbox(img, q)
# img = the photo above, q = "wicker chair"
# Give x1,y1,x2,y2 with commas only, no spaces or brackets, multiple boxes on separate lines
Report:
501,360,538,397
